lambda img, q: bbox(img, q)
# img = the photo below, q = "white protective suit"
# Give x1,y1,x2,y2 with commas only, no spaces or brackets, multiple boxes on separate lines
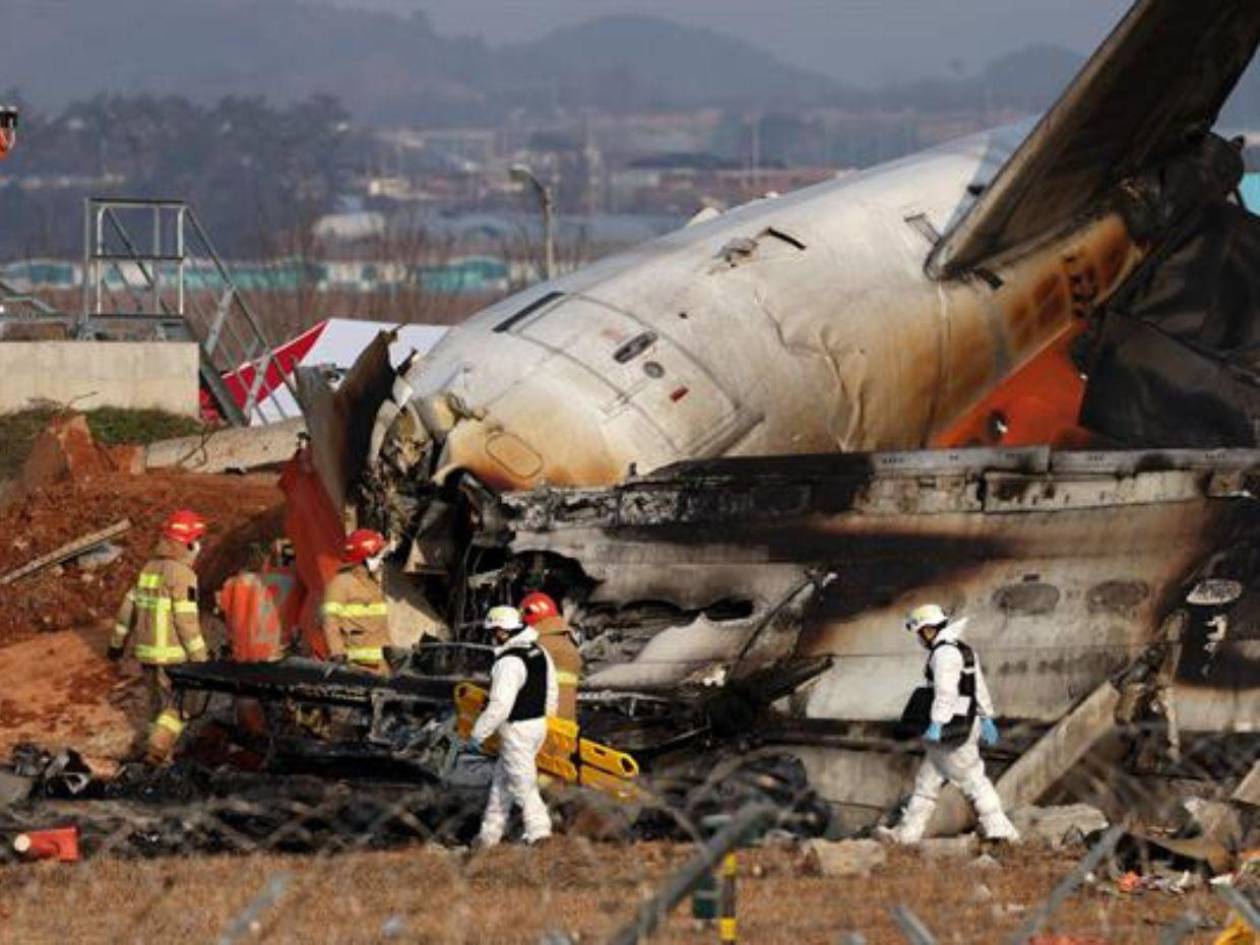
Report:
471,626,559,845
890,620,1019,843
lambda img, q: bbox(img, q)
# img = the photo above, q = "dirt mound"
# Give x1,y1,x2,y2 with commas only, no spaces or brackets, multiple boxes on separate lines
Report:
0,627,140,763
0,468,283,649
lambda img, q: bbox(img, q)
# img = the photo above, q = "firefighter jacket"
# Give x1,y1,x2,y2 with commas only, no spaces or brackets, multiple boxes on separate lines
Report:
533,615,581,721
320,564,391,667
112,539,208,665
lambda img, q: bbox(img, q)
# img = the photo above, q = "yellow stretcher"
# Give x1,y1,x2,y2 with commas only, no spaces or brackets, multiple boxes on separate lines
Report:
454,681,641,802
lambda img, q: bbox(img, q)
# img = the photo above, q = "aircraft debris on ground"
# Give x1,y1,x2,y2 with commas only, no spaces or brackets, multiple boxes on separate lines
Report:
6,1,1260,886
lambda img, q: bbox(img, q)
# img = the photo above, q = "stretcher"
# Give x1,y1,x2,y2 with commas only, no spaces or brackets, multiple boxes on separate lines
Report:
454,681,641,802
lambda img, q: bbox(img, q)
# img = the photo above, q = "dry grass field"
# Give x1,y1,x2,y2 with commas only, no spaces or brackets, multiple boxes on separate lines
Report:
0,838,1231,944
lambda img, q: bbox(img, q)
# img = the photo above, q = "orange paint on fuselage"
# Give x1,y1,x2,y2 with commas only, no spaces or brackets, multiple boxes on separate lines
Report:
932,322,1094,449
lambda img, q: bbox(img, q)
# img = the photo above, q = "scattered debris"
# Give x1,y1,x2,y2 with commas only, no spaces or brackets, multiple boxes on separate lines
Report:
13,826,79,862
1120,830,1235,879
1181,797,1244,850
0,769,33,806
0,519,130,587
1011,804,1109,849
1117,870,1143,894
215,871,291,945
801,838,886,877
73,541,123,572
11,744,96,798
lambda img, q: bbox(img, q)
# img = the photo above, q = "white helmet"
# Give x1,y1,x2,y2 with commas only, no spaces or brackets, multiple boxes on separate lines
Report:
484,605,524,632
905,603,949,634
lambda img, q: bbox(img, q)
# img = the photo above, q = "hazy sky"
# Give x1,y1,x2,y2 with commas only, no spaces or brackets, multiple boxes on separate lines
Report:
340,0,1132,85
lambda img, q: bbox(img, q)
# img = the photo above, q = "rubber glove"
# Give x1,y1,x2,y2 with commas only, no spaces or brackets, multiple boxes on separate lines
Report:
466,737,483,755
980,718,999,747
923,722,942,743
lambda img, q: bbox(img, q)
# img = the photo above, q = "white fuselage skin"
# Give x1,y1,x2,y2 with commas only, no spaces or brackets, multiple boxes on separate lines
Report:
384,119,1141,493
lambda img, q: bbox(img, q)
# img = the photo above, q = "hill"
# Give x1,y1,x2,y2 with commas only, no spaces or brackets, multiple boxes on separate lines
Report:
2,1,846,123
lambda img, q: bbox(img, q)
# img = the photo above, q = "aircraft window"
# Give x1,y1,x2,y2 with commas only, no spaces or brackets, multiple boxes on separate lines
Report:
643,360,665,379
493,290,564,333
613,331,657,364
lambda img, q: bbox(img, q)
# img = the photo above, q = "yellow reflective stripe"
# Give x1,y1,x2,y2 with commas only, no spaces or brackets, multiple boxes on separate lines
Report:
325,603,387,618
172,601,198,615
555,671,579,686
134,644,187,663
184,636,207,655
718,918,737,942
346,646,385,663
137,573,162,589
153,711,184,735
133,594,171,611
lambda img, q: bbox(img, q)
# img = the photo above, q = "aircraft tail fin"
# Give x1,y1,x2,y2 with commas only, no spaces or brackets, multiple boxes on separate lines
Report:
927,0,1260,279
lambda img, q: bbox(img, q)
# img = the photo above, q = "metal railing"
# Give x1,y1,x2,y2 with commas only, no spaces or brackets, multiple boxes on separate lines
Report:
79,197,296,426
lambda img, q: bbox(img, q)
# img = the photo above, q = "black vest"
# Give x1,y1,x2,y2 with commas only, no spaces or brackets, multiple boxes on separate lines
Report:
497,643,549,722
926,639,978,725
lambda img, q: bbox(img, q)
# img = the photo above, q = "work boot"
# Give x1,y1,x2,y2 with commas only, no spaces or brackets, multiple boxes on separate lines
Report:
143,725,178,767
979,812,1020,843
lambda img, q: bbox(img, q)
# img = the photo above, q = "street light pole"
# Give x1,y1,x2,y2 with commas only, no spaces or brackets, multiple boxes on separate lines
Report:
509,163,555,281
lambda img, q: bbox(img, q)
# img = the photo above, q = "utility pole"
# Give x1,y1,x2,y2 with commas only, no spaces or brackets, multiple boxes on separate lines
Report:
509,163,555,281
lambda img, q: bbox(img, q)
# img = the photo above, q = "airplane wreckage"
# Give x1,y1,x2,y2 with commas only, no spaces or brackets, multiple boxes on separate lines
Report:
11,0,1260,852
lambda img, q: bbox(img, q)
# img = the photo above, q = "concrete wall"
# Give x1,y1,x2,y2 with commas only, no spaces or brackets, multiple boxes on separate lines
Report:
0,341,200,416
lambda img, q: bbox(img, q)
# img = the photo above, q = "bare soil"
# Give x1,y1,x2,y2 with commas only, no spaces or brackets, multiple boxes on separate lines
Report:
0,626,142,763
0,468,283,649
0,840,1229,944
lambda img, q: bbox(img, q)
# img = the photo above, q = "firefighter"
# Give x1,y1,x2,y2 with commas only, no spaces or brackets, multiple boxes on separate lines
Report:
320,528,391,673
108,509,210,765
520,591,581,722
471,605,558,847
878,603,1019,844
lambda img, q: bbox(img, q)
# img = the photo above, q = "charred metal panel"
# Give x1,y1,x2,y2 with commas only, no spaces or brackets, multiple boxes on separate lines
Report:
296,331,396,514
502,448,1260,726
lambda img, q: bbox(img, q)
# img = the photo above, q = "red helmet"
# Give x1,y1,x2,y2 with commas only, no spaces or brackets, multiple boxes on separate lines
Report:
343,528,387,564
520,591,559,626
162,509,207,545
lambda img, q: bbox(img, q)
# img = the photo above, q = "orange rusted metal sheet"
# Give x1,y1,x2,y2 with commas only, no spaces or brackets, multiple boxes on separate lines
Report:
278,448,345,659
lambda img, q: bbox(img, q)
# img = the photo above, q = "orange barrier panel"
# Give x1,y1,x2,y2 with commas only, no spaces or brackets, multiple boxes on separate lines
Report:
278,448,347,658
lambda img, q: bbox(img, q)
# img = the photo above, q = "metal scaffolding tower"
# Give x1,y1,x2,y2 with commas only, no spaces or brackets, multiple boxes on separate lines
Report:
80,197,295,426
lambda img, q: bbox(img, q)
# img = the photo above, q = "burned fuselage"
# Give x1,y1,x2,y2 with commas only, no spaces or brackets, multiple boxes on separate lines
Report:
287,0,1260,817
492,447,1260,730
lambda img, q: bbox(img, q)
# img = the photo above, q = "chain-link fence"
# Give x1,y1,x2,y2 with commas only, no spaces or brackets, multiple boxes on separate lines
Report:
1,717,1256,945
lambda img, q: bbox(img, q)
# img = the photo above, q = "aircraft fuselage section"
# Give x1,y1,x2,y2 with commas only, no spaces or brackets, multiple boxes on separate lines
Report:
382,121,1142,494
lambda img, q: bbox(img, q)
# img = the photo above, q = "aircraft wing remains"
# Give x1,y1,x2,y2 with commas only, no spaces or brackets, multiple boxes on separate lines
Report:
927,0,1260,279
